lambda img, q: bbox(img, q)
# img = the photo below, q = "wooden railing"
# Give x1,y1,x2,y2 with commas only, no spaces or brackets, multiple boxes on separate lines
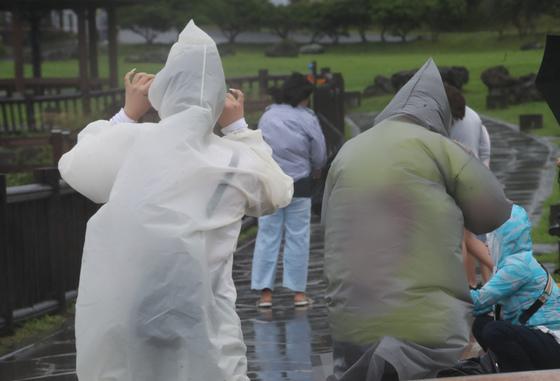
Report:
0,88,124,133
0,70,290,134
0,169,98,333
0,168,257,333
0,78,110,98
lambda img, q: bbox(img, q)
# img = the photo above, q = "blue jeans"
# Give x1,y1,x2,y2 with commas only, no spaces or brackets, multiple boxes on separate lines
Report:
251,197,311,292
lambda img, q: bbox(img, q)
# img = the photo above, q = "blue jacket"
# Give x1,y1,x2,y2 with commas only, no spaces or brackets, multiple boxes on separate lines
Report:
471,204,560,330
258,104,327,182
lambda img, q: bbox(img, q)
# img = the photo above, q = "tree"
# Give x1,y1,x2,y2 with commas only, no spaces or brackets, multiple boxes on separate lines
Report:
203,0,266,44
483,0,555,38
372,0,424,42
119,4,174,44
423,0,467,41
264,2,306,40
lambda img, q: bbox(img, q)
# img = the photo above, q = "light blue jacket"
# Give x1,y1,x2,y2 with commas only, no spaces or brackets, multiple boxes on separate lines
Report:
471,204,560,330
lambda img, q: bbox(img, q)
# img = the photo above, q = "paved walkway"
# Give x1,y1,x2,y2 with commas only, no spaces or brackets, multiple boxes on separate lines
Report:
0,115,556,381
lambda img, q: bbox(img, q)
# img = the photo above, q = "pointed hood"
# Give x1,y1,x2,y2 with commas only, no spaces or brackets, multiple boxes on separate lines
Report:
374,58,452,136
148,20,226,124
489,204,533,268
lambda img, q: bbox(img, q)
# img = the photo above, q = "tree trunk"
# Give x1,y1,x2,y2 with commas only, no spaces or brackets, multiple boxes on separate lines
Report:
359,28,367,43
227,30,239,44
380,26,387,43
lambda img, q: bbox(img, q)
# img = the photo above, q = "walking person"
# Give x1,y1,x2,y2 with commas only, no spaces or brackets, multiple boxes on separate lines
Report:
251,73,327,308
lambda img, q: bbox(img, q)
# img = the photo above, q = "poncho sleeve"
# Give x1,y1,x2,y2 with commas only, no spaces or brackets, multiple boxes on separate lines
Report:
58,120,149,204
443,139,512,234
223,128,293,216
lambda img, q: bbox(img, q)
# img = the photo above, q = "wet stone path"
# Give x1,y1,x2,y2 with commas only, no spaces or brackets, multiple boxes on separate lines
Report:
0,115,556,381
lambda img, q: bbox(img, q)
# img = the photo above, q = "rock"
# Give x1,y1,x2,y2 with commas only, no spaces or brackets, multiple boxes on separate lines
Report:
299,43,325,54
520,41,543,51
363,75,394,97
482,67,542,108
481,66,517,89
440,66,469,89
391,70,416,91
265,39,299,58
374,75,393,93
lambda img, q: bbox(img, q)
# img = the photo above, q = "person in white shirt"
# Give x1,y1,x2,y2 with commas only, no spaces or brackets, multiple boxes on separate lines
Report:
446,84,494,288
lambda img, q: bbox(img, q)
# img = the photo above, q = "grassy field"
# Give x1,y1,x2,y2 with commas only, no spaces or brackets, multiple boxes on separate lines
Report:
1,31,555,134
1,30,559,241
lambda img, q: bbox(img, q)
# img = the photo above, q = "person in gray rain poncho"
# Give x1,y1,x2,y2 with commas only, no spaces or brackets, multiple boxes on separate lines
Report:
58,21,293,381
322,58,512,381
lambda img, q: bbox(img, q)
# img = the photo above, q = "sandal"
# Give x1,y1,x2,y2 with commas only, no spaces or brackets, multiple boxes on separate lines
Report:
256,299,272,309
294,297,313,307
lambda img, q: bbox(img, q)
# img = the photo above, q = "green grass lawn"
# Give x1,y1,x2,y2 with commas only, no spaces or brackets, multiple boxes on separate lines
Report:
1,30,556,134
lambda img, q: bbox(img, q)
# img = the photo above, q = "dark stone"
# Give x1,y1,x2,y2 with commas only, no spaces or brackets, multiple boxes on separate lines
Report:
265,39,299,58
481,67,542,107
391,70,416,91
390,66,470,91
299,43,325,55
481,66,517,89
519,114,543,130
374,75,393,93
363,75,394,97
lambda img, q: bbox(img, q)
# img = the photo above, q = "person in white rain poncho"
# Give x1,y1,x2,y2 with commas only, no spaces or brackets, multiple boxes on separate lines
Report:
59,21,293,381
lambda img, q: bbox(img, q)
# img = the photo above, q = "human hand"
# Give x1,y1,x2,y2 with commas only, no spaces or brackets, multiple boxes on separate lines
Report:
123,69,155,121
218,89,244,128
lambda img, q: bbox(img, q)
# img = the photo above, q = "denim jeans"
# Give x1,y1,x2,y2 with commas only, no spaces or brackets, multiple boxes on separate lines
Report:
251,197,311,292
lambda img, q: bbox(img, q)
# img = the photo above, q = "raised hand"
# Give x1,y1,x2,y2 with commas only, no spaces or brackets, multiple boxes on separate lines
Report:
123,69,155,121
218,89,245,128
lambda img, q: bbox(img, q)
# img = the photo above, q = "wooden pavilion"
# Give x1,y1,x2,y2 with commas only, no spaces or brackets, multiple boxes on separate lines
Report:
0,0,137,133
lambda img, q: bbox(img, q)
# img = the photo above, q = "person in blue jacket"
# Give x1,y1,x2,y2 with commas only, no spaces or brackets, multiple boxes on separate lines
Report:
469,204,560,372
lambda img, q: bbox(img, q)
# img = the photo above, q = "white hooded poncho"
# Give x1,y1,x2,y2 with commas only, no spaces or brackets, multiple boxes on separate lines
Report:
59,21,293,381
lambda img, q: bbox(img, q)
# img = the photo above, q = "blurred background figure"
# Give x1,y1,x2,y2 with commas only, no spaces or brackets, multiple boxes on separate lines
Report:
446,84,495,288
251,73,327,308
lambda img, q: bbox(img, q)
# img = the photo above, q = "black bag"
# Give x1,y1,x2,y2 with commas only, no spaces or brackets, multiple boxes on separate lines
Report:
436,351,500,378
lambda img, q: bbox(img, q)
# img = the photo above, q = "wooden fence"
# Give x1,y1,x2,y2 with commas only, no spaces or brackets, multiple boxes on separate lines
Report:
0,88,124,134
0,168,98,333
0,70,289,134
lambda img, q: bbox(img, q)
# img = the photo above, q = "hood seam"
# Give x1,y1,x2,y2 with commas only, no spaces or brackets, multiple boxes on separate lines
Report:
200,44,207,107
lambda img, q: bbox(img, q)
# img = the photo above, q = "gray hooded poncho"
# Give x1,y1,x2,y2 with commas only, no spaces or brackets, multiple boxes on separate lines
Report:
322,59,511,380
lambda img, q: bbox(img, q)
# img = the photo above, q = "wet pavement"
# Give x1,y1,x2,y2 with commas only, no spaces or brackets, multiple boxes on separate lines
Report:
0,115,556,381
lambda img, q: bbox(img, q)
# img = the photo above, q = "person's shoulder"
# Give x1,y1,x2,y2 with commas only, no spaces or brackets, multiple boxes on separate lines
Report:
465,106,482,124
301,107,317,116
